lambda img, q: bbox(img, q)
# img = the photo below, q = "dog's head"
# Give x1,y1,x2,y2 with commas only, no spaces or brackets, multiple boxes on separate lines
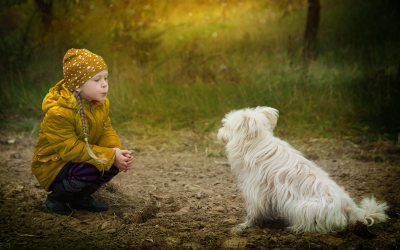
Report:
217,107,279,144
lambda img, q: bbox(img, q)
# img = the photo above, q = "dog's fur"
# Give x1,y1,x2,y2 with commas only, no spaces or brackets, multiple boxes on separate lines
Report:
217,107,388,233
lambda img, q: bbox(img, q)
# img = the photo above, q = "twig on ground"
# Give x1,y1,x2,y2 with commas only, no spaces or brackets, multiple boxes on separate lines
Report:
14,231,47,238
59,211,73,224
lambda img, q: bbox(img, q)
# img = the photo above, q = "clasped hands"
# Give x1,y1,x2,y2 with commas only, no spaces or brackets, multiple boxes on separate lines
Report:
112,148,133,172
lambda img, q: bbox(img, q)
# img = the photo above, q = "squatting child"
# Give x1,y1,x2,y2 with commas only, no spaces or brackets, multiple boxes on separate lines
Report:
31,48,133,215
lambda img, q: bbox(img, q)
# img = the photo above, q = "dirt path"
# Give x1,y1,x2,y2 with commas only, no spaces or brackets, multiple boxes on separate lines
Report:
1,134,400,249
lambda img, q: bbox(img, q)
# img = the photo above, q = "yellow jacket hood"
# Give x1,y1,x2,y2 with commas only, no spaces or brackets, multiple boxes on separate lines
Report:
43,79,78,114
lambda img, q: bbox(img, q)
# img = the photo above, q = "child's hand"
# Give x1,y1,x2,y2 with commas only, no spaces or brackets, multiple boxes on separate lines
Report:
113,149,133,172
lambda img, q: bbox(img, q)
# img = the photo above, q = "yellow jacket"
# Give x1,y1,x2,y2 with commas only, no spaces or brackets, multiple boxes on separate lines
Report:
31,80,121,191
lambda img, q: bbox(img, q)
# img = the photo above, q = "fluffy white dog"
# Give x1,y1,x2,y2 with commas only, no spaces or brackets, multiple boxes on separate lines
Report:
217,107,388,233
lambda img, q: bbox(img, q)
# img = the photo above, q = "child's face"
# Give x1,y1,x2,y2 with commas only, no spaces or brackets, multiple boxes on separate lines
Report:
76,70,108,102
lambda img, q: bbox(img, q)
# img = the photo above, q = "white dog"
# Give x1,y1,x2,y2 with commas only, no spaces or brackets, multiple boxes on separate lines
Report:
217,107,388,233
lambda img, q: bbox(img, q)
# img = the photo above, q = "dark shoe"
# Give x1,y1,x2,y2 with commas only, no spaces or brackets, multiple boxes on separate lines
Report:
70,184,109,212
45,185,73,216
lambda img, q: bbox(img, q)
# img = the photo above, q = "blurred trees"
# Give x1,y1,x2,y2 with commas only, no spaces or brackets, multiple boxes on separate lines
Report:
107,0,163,65
0,0,32,75
1,0,398,73
0,0,399,137
0,0,163,77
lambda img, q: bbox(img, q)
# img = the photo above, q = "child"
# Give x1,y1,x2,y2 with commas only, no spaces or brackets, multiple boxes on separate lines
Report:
31,48,133,216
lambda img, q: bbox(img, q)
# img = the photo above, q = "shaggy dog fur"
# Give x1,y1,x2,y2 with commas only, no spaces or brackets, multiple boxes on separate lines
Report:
217,107,388,232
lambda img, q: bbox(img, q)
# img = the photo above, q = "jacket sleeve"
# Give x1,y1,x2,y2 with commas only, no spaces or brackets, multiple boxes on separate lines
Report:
42,107,116,172
96,98,122,149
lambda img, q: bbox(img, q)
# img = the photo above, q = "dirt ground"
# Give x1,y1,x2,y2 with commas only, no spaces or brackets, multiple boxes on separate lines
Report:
1,132,400,250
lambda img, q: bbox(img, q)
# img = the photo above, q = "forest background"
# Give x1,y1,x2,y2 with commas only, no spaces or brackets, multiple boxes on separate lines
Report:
1,0,399,144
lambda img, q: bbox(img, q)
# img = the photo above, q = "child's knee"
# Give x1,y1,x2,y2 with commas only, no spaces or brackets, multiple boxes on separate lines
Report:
73,164,99,182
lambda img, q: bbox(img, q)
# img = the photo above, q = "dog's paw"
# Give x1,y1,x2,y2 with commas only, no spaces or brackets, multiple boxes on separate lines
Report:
230,223,250,234
230,226,244,234
237,222,250,230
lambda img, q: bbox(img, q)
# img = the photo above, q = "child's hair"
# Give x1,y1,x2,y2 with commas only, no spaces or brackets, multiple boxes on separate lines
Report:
73,91,106,174
62,48,109,175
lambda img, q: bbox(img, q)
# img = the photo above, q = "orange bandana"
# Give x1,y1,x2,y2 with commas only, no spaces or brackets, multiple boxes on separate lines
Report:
62,48,108,92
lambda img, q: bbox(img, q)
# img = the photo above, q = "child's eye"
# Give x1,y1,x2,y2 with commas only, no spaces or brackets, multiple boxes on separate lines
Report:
95,79,100,82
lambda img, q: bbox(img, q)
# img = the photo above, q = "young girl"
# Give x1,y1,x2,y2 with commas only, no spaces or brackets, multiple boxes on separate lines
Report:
31,48,133,216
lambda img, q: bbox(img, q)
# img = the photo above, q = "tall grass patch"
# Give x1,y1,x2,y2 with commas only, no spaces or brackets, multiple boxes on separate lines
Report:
1,0,399,141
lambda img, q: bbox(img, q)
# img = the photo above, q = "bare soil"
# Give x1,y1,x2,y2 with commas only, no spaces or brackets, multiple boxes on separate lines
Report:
1,133,400,250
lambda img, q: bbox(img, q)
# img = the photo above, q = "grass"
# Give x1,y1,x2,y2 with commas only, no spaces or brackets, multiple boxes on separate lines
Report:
109,55,398,141
0,0,399,143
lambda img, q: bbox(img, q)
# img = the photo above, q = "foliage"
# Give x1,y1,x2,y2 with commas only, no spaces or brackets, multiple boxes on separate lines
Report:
0,0,399,141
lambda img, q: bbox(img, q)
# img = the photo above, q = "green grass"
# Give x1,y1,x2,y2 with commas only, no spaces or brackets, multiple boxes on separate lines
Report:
108,61,382,140
1,0,399,142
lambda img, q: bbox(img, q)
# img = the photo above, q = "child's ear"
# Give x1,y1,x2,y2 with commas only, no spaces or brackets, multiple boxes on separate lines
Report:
257,107,279,130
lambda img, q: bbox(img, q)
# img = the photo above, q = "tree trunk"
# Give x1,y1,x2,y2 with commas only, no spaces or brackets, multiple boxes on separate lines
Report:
397,59,400,83
34,0,53,32
303,0,320,62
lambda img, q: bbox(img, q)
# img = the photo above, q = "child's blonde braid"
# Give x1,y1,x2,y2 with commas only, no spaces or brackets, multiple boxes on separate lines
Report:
73,91,106,176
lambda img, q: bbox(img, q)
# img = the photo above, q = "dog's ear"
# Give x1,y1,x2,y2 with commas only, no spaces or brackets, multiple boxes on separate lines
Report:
237,113,260,139
257,107,279,130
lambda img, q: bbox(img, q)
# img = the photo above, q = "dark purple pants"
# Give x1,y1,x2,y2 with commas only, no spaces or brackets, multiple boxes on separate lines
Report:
50,162,119,193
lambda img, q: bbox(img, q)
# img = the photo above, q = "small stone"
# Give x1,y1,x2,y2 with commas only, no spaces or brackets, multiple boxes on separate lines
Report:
280,234,296,245
155,225,159,229
163,196,174,204
269,237,278,244
105,229,116,234
15,185,24,194
101,221,110,230
320,236,343,247
214,206,225,213
230,226,244,234
176,207,190,214
10,153,22,159
7,139,16,144
232,195,237,199
196,191,207,199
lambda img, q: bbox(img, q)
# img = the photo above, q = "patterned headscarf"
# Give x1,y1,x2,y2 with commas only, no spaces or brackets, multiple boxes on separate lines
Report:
63,48,108,92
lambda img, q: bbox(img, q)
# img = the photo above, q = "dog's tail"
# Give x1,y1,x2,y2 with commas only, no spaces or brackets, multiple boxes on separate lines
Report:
357,196,389,226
